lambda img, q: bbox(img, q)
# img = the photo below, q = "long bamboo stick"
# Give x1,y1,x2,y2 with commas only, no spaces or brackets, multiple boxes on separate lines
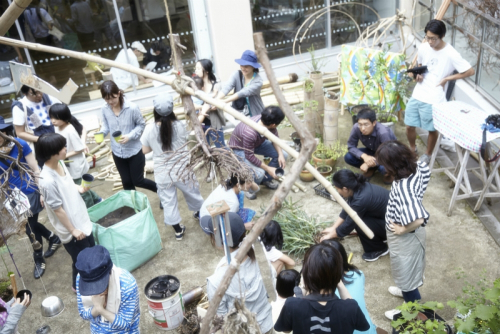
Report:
0,0,32,36
0,36,370,235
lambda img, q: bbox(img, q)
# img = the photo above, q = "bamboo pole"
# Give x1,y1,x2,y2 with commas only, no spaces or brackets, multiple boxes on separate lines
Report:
0,36,370,235
9,274,17,296
261,73,298,90
0,0,32,36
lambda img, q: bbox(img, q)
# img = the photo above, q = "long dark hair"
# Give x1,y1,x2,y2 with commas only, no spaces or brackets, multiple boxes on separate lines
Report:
153,110,177,151
49,103,84,137
376,140,417,180
321,239,360,285
260,220,284,251
225,173,246,190
209,230,255,262
332,169,367,192
197,59,217,84
100,80,124,110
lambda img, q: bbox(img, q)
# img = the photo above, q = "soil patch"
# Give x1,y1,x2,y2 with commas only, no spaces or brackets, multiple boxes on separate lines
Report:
95,206,137,227
0,278,13,301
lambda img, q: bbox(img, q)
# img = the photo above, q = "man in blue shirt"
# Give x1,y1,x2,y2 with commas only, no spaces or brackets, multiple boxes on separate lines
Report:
345,108,396,183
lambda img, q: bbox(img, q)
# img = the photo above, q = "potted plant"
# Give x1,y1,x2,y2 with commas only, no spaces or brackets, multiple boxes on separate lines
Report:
312,141,348,168
447,276,499,334
299,158,316,182
391,301,452,334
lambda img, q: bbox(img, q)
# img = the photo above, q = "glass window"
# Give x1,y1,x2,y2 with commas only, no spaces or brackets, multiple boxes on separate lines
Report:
413,4,431,36
479,47,500,100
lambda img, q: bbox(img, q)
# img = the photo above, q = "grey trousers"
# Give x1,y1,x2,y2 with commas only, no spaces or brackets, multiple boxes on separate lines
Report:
157,180,204,226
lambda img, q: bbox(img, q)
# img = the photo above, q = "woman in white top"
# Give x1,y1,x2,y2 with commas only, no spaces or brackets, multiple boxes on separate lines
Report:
36,133,94,292
49,103,102,208
141,94,204,241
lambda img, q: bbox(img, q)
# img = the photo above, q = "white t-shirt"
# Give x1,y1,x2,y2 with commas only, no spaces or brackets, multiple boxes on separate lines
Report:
271,296,288,334
40,162,93,243
56,124,89,179
199,185,239,218
140,121,189,184
12,95,60,130
412,43,472,105
110,49,140,90
264,246,284,263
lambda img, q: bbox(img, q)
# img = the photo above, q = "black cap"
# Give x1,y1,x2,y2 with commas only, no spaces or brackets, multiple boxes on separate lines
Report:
200,212,246,247
75,245,113,296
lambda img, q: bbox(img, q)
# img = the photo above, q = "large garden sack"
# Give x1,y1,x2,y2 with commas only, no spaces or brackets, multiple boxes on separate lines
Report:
88,190,162,272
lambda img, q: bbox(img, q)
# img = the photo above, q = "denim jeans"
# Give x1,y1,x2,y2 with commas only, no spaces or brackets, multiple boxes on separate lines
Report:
234,140,288,184
203,125,225,148
402,288,421,302
344,148,386,175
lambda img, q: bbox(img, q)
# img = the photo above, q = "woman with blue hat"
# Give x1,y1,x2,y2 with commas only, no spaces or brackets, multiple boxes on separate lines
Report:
141,94,204,241
217,50,265,117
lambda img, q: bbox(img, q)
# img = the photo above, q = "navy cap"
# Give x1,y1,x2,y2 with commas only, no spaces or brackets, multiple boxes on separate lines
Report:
235,50,261,69
0,116,13,132
153,94,174,116
76,245,113,296
200,212,246,247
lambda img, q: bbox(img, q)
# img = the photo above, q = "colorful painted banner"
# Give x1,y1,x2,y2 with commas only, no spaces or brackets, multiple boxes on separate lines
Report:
340,45,407,114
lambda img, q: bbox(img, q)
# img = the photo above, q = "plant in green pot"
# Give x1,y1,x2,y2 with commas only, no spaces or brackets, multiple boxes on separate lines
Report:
447,276,499,334
391,301,452,334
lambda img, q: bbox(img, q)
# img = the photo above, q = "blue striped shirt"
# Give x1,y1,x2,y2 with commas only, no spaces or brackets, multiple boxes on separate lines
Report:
77,270,140,334
101,99,145,159
385,161,431,230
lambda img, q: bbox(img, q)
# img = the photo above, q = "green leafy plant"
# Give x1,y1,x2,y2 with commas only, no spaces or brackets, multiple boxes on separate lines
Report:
260,197,331,256
314,141,348,161
304,79,315,93
447,271,499,334
391,301,448,334
307,44,328,73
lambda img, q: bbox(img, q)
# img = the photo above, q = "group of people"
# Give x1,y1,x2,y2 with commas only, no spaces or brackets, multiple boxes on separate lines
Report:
0,17,477,333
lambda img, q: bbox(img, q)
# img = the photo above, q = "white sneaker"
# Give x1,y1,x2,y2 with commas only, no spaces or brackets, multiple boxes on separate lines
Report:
388,286,403,298
385,309,401,321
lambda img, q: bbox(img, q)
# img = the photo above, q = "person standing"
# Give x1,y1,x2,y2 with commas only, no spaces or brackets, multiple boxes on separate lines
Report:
36,133,95,292
375,141,431,320
345,108,396,183
0,117,61,279
76,245,140,334
217,50,265,117
228,106,287,199
68,0,95,50
11,85,59,167
405,19,474,164
141,94,203,241
320,169,389,262
100,80,157,193
110,41,152,90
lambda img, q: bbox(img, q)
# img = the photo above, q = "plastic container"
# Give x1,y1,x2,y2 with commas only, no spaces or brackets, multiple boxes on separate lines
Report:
94,132,104,144
81,174,94,187
144,275,184,330
112,131,122,143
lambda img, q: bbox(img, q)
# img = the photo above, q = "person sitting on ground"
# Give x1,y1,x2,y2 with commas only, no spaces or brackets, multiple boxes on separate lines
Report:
405,19,474,164
141,94,204,241
228,106,287,199
345,108,396,183
260,220,295,276
322,239,377,334
320,169,389,262
272,269,300,334
76,245,140,334
274,243,369,334
217,50,265,117
205,213,273,334
0,292,31,333
199,174,258,232
36,132,94,292
110,41,152,90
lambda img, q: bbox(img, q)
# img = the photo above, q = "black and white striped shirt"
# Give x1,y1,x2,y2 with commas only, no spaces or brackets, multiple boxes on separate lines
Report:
385,161,431,230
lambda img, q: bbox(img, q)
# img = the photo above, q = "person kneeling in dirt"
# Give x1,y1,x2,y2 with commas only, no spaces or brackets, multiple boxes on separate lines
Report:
320,169,389,262
205,213,274,334
228,106,287,200
344,108,396,184
76,245,140,334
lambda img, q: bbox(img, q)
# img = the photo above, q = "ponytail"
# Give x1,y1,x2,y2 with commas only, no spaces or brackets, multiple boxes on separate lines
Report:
332,169,367,192
48,103,84,136
154,110,177,151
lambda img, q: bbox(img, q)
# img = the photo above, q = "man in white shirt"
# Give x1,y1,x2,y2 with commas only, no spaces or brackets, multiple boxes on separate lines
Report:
110,41,152,90
405,19,475,164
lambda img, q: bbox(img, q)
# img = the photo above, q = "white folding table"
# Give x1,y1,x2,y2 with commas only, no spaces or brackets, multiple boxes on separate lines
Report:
428,101,500,216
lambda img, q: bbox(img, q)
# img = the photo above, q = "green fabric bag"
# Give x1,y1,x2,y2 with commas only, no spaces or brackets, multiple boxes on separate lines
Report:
88,190,162,272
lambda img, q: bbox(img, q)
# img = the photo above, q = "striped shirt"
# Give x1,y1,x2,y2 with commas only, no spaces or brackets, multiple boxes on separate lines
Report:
101,99,146,159
385,161,431,230
228,115,279,167
77,270,140,334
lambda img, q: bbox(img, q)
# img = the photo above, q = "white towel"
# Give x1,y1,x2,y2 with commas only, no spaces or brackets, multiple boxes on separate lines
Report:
81,265,122,321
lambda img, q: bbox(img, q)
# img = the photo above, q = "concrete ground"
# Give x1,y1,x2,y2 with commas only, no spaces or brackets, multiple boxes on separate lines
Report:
6,110,500,333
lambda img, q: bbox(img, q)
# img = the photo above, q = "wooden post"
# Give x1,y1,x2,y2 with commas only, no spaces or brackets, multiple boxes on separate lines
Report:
0,0,32,36
323,92,339,146
9,274,17,297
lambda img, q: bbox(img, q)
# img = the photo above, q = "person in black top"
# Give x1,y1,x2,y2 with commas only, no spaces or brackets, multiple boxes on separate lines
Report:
320,169,389,262
143,40,171,71
274,243,369,334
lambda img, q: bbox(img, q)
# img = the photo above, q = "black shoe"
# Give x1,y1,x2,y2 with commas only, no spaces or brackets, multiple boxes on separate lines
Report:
44,234,62,258
193,211,200,220
34,252,46,279
362,249,389,262
175,224,186,241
